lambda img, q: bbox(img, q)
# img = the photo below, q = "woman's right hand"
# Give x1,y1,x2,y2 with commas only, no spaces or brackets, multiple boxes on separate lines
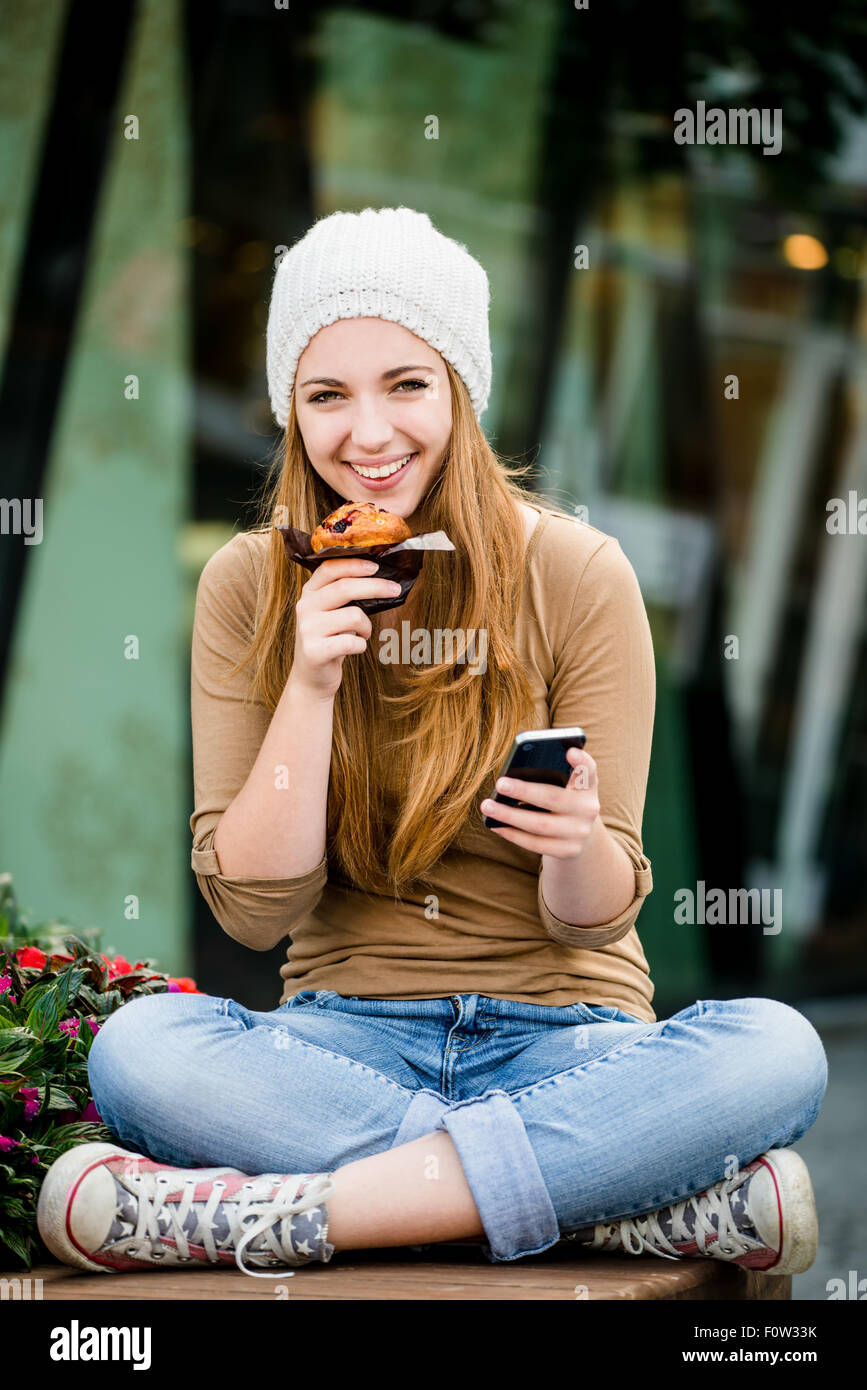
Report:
289,557,403,701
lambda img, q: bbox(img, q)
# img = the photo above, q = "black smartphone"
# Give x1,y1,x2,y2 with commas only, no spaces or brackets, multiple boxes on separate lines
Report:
482,727,587,830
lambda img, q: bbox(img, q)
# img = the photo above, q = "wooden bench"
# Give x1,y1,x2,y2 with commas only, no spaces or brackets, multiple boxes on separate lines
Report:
2,1245,791,1300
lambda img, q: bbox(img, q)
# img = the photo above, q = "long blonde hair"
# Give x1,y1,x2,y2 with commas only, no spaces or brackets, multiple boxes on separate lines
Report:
228,361,571,898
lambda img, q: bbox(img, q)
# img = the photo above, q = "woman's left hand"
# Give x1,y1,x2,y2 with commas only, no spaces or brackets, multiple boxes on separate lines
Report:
479,747,602,858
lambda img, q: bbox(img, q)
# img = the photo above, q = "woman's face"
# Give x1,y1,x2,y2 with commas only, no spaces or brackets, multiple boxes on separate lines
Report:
293,318,453,525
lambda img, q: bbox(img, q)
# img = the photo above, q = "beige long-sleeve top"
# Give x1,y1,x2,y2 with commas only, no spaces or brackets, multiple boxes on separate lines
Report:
189,507,658,1022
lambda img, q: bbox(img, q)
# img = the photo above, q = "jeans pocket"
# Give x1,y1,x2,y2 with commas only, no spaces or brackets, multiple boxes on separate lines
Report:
608,1007,648,1024
283,989,318,1008
568,1002,615,1024
573,1003,646,1025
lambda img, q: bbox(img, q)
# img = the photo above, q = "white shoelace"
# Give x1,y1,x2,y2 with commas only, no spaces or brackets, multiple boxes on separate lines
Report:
593,1174,768,1262
115,1168,335,1279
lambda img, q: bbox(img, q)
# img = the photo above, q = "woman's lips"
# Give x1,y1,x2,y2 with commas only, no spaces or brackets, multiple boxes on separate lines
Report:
343,452,417,491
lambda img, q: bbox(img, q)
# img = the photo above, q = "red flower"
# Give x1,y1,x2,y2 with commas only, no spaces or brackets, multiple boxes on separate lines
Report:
167,977,202,994
16,946,47,969
101,952,135,979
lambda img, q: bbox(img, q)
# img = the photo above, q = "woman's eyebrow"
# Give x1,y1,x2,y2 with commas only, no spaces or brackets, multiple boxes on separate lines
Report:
299,364,437,388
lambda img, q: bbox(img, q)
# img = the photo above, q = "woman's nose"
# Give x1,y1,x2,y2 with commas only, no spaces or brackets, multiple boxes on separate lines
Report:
347,399,396,451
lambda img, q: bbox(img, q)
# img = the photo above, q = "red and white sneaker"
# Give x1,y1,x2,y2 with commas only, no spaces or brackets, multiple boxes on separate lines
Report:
562,1147,818,1275
37,1142,336,1279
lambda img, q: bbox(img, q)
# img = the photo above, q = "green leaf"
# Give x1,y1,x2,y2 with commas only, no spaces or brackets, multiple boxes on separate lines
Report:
50,963,77,1014
63,931,104,959
60,964,88,1000
51,1121,115,1151
0,1225,34,1269
77,983,106,1011
76,959,107,990
18,978,54,1007
26,987,61,1040
22,964,81,1040
111,972,155,997
0,1044,32,1073
43,1087,76,1111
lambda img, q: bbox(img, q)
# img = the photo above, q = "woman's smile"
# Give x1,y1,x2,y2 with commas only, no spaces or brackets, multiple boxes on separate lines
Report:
344,451,418,491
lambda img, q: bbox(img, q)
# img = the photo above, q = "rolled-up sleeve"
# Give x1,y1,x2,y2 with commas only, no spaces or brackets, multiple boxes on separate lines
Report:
190,533,328,950
538,533,656,949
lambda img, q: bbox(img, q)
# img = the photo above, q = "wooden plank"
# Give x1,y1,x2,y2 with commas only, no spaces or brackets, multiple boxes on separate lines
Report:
0,1254,790,1301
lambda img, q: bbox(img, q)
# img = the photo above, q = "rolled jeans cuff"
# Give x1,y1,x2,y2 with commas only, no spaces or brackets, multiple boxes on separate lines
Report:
391,1087,560,1263
391,1088,451,1148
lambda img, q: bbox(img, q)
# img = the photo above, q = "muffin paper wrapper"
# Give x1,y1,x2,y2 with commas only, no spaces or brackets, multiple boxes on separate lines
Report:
276,527,455,615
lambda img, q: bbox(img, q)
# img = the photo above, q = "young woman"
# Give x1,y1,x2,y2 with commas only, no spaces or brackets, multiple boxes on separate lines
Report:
37,207,827,1281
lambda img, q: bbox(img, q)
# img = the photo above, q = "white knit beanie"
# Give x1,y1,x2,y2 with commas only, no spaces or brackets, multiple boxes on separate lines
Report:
266,206,491,429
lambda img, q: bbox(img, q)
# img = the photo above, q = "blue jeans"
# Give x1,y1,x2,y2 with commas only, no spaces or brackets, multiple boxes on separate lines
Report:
87,990,828,1263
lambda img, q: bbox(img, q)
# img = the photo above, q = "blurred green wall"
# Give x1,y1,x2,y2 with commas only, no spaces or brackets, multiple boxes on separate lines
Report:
0,0,191,976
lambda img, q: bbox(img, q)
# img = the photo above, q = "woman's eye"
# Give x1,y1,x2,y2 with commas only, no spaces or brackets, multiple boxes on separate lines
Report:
308,379,429,405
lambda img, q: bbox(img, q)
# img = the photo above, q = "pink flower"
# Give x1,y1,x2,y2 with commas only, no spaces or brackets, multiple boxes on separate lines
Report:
0,1136,21,1152
0,974,11,994
19,1086,40,1120
167,980,181,992
59,1017,81,1039
79,1100,102,1123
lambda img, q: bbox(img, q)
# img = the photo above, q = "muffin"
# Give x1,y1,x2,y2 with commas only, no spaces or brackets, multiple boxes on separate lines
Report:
310,501,412,553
